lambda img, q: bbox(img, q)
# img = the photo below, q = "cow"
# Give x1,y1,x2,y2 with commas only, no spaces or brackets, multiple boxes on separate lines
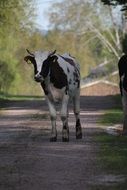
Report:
24,49,82,141
118,54,127,135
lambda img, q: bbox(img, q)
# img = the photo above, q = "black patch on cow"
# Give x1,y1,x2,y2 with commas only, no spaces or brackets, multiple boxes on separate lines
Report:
40,57,52,78
69,79,72,85
59,55,75,67
118,55,127,77
63,124,67,130
118,55,127,95
76,119,80,128
59,55,80,88
76,118,82,139
24,56,38,75
67,67,70,73
73,69,80,88
41,81,48,95
123,76,127,93
49,56,68,90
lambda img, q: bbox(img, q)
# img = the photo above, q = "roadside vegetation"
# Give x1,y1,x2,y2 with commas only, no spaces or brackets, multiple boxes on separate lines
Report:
0,0,127,96
96,94,127,188
99,95,123,125
98,95,122,125
95,134,127,190
100,109,123,125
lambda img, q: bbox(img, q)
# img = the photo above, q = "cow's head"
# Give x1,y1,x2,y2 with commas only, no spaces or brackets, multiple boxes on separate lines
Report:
24,49,56,82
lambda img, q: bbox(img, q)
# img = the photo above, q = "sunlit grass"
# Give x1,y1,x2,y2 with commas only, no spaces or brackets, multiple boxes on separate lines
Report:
0,92,43,100
0,93,44,109
99,109,123,125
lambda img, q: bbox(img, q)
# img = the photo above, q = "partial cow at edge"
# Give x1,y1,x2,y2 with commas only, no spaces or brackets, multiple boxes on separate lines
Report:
24,49,82,142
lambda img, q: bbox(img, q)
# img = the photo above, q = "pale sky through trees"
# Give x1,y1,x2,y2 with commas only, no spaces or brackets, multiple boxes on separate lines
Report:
35,0,62,30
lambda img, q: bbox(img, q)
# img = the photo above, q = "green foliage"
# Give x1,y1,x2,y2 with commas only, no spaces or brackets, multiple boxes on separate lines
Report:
0,0,124,95
0,60,14,92
0,0,35,94
49,0,123,66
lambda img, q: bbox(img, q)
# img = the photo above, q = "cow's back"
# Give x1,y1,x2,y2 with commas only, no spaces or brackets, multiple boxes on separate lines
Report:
57,54,80,96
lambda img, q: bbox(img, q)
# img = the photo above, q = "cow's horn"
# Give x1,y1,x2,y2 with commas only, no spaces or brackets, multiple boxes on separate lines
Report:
49,50,56,56
26,49,34,57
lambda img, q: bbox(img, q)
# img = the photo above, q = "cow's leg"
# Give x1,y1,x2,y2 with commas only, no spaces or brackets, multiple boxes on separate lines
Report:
73,91,82,139
61,95,69,142
46,98,57,141
122,89,127,135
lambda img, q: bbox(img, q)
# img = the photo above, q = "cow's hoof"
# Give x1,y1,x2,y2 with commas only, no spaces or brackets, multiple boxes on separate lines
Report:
50,136,57,142
62,137,69,142
76,133,82,139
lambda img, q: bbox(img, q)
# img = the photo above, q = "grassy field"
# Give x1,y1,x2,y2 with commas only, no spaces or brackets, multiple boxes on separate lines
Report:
0,92,43,100
99,109,123,125
95,133,127,190
96,95,127,189
0,92,44,109
96,134,127,173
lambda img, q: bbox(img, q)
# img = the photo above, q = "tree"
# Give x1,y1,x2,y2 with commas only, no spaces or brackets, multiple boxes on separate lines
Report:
0,0,35,94
101,0,127,53
48,0,123,78
101,0,127,11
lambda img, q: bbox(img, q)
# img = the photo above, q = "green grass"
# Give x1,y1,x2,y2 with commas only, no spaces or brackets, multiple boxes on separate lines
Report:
97,97,127,174
0,93,44,109
0,92,43,100
94,134,127,190
99,109,123,125
95,96,127,188
96,134,127,174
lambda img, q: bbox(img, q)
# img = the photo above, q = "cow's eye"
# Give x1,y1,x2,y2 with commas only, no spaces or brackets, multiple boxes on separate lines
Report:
27,60,32,64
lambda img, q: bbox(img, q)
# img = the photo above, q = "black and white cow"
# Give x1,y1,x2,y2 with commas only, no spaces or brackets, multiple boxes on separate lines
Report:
24,49,82,141
118,54,127,134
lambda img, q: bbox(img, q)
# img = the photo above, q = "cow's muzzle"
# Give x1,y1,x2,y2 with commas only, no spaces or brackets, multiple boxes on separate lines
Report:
34,74,43,82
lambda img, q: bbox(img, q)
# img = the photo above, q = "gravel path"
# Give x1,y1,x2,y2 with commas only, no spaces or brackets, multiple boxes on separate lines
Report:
0,96,118,190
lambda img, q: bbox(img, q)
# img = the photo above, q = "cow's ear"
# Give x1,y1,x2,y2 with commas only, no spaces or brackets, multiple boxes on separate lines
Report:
26,49,34,57
24,56,33,64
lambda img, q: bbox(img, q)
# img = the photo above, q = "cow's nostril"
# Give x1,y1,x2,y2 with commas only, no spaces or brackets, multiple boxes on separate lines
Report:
34,74,42,82
35,74,40,78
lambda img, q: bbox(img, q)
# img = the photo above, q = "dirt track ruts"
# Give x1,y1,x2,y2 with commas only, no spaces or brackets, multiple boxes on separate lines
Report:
0,96,119,190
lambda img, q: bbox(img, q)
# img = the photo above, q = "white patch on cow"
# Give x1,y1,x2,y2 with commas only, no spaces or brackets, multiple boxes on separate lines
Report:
48,83,66,102
34,51,49,73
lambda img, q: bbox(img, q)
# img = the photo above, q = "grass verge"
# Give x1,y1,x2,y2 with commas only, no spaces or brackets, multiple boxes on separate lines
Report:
96,134,127,174
97,96,127,173
0,93,44,109
0,92,43,100
95,96,127,189
99,109,123,125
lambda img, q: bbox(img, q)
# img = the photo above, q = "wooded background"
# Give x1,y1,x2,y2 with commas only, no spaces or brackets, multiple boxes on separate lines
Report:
0,0,127,95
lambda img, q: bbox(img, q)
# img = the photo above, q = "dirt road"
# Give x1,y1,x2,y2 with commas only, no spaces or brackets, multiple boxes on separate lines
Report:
0,96,119,190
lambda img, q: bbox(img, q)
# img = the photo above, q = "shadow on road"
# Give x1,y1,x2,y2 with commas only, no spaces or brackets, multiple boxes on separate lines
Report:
0,95,123,190
0,95,121,111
